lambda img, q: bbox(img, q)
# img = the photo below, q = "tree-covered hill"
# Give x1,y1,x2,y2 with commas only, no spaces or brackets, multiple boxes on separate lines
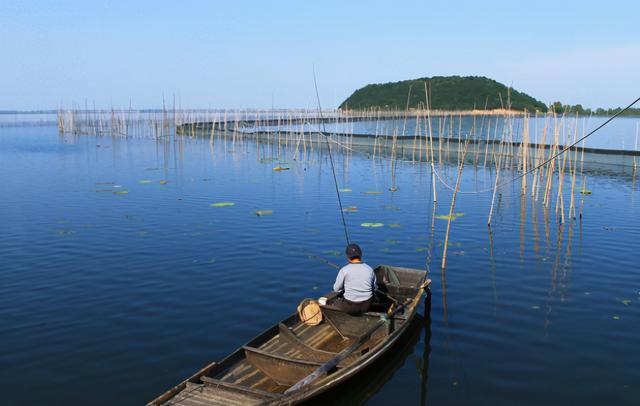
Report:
339,75,548,112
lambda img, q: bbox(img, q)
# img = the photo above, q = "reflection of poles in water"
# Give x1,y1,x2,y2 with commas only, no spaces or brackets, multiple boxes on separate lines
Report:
532,198,540,254
487,226,499,316
634,122,639,172
419,290,432,406
543,204,551,249
562,222,575,301
520,193,526,259
544,224,564,331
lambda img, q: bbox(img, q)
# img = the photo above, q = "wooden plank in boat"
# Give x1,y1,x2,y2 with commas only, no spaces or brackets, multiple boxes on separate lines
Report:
321,308,383,338
170,382,261,406
277,323,338,360
243,346,327,386
200,376,277,399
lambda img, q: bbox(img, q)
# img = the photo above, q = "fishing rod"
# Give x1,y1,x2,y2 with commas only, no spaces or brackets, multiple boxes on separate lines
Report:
312,67,350,245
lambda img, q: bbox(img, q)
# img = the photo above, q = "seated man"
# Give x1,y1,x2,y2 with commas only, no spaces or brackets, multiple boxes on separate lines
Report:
332,243,377,315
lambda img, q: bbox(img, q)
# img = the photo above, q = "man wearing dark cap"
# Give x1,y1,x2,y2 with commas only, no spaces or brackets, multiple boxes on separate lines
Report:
332,243,377,315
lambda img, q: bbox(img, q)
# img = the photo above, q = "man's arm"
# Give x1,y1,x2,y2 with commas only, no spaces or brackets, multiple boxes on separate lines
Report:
333,268,345,292
371,269,377,291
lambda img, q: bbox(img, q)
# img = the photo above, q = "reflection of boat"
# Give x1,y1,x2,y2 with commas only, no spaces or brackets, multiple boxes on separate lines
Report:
149,265,431,405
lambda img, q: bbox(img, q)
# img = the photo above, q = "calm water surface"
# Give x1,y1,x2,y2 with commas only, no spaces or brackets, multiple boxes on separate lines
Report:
1,126,638,405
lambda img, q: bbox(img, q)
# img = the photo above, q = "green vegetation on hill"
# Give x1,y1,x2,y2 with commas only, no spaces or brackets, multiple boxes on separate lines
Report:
340,75,548,112
550,102,640,117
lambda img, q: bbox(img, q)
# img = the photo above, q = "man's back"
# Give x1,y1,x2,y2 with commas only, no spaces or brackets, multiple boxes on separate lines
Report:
333,262,377,302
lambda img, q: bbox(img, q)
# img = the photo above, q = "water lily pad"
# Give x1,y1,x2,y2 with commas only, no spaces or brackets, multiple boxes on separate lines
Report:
342,206,358,213
381,247,391,253
210,202,235,207
56,229,75,236
364,191,383,195
259,157,277,164
580,189,592,195
138,179,153,184
389,223,402,228
93,189,113,193
435,213,465,221
531,305,541,310
112,190,129,195
338,188,352,192
385,239,400,245
255,210,274,216
361,222,384,228
621,299,631,306
416,247,427,252
273,166,290,171
612,316,620,320
322,249,342,257
382,204,400,211
159,180,168,185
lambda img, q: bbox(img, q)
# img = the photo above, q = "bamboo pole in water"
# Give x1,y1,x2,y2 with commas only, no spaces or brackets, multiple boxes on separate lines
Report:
568,115,580,219
442,140,470,271
488,134,507,226
424,82,436,203
521,113,529,195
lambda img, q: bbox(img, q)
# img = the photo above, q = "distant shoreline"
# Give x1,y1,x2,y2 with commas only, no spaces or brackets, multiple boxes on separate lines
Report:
1,108,638,118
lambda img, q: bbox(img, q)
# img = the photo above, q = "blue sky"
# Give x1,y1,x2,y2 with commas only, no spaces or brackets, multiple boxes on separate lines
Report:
1,0,638,110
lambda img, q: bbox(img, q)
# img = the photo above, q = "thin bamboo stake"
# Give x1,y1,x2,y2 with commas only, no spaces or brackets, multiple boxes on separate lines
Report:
441,140,470,271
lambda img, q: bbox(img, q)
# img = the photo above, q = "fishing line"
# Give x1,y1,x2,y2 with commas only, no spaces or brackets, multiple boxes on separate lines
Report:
313,67,350,245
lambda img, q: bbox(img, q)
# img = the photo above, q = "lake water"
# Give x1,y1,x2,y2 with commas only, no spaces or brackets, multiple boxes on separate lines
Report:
1,125,639,405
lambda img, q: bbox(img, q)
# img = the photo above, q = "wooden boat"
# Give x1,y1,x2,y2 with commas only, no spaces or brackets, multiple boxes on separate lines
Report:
149,265,431,405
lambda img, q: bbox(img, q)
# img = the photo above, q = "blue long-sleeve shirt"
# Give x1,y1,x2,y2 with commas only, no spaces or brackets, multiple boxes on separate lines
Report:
333,262,377,302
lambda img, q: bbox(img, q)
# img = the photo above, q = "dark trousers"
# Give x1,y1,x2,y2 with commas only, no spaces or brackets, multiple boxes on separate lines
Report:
332,297,373,315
